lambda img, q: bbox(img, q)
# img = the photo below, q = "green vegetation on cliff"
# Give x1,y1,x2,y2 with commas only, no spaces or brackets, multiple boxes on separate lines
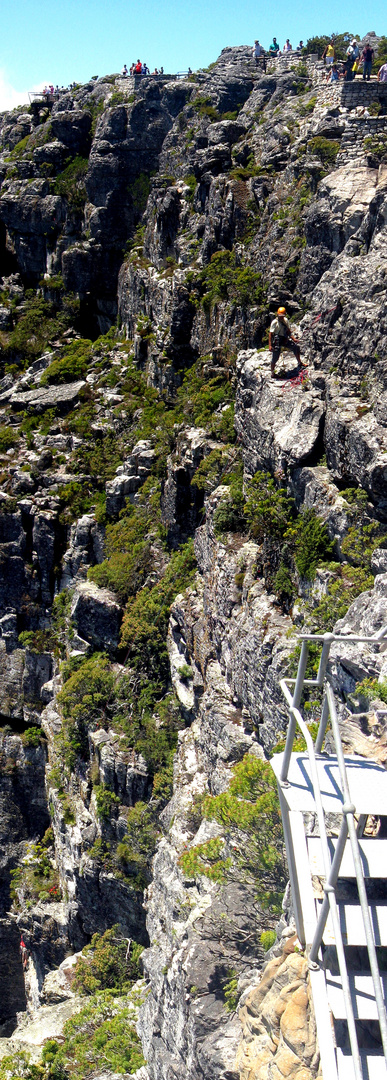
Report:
180,753,287,912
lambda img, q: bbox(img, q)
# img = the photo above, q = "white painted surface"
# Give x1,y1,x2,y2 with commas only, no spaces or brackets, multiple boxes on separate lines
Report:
271,752,387,815
307,837,387,878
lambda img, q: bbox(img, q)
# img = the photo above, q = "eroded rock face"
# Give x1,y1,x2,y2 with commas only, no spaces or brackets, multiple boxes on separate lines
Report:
0,42,387,1080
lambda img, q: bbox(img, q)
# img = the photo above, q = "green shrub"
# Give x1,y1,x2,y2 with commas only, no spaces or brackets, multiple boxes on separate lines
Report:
192,448,232,492
260,929,277,951
73,925,142,994
40,339,93,385
22,727,42,748
39,993,145,1080
57,653,114,769
304,33,356,61
116,802,159,889
223,969,239,1012
120,540,196,681
18,628,54,653
94,785,120,820
213,469,246,534
89,540,153,604
354,677,387,706
180,753,286,912
129,172,151,215
244,472,294,542
308,137,340,164
274,563,294,602
6,296,56,364
193,96,220,121
184,173,197,204
10,828,61,906
54,156,89,210
200,250,266,311
288,508,334,579
0,426,19,452
179,836,231,883
306,564,374,632
363,133,387,163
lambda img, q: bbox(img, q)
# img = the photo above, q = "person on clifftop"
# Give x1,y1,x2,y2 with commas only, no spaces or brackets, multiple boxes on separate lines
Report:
253,40,266,72
269,307,304,378
361,42,374,80
327,64,340,83
269,38,280,57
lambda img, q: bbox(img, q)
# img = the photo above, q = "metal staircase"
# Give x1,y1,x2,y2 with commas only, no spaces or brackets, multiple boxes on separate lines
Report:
271,629,387,1080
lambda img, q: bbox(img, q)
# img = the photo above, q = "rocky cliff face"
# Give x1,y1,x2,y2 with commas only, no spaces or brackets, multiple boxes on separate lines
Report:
0,42,387,1079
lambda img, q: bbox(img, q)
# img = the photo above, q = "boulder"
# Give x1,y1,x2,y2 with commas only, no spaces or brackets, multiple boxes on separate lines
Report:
10,380,86,413
71,581,122,651
51,110,92,153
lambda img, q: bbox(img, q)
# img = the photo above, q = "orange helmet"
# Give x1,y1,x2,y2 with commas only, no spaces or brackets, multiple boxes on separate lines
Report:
277,306,286,315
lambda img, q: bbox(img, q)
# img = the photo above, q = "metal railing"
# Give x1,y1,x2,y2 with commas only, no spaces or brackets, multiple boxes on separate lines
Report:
279,627,387,1080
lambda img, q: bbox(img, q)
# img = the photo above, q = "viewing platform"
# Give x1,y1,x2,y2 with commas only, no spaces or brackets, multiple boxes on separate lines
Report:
272,629,387,1080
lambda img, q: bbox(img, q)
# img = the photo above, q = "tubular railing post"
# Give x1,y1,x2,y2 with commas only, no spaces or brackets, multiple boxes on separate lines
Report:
280,640,309,784
315,692,329,755
309,815,348,963
316,632,334,686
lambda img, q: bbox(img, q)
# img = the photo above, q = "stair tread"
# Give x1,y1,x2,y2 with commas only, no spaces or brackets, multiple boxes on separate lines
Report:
307,837,387,878
271,752,387,814
336,1048,387,1080
325,972,387,1018
316,899,387,947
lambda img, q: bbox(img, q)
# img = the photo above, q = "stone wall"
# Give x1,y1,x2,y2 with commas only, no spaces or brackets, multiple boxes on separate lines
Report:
337,113,387,164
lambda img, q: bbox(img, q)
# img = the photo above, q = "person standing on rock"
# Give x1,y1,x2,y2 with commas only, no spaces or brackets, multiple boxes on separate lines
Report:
269,307,303,378
269,38,280,57
20,938,28,970
253,40,266,72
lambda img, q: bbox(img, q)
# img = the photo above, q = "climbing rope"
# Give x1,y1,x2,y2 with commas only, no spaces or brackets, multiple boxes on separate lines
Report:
281,367,309,392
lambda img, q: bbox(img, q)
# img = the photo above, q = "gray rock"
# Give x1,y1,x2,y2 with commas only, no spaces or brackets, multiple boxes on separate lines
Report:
235,350,324,477
10,380,86,412
71,581,122,651
371,548,387,576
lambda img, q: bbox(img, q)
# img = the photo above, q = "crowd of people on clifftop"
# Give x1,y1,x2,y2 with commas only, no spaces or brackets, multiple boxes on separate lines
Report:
252,36,305,69
321,37,386,81
252,34,387,83
121,61,165,77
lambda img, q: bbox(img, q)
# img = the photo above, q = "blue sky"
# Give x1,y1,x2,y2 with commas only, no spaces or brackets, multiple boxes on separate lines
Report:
0,0,385,111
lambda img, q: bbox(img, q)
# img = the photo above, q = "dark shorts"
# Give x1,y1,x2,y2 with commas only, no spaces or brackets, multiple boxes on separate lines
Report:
272,339,300,366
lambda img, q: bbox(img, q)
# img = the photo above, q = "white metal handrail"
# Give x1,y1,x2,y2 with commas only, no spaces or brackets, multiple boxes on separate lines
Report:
279,626,387,1080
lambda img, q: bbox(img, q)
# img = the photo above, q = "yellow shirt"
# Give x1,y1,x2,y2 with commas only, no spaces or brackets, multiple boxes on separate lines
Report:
327,44,335,57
